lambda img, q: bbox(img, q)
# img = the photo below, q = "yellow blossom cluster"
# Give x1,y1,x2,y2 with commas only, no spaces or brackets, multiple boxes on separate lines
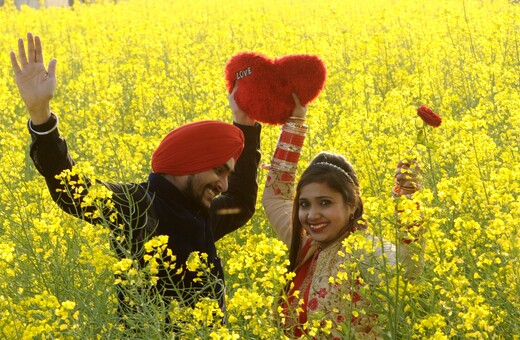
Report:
0,0,519,338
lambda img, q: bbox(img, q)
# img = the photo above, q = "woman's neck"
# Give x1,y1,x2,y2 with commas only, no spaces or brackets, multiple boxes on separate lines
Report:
313,226,352,250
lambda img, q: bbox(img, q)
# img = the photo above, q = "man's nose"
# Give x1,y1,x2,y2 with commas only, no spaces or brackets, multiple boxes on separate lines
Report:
217,176,228,193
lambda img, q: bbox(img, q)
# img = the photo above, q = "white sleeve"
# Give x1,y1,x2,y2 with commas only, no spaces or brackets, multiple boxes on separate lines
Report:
262,170,296,247
357,235,397,286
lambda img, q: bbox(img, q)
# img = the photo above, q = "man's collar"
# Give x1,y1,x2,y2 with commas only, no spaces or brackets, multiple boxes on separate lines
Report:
147,173,207,216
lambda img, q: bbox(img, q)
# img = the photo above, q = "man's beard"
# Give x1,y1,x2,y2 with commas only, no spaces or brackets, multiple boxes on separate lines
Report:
182,175,211,211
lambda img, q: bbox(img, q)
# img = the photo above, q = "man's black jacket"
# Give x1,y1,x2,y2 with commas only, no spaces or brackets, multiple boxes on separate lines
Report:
28,114,261,311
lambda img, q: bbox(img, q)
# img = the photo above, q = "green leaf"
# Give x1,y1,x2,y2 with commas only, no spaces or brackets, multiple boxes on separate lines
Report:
425,142,438,150
416,129,426,145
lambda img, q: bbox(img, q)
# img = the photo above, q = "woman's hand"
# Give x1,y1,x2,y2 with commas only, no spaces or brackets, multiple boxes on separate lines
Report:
286,93,307,122
10,33,57,125
394,160,421,197
228,83,256,126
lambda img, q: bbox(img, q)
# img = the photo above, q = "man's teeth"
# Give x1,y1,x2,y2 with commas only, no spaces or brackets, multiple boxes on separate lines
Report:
208,189,216,197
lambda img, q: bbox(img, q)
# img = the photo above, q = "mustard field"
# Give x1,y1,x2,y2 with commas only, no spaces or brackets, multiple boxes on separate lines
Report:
0,0,519,338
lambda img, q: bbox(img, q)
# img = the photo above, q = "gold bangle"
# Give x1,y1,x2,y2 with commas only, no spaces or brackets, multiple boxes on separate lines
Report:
282,126,307,135
287,116,306,121
285,121,308,129
276,142,302,153
270,159,298,173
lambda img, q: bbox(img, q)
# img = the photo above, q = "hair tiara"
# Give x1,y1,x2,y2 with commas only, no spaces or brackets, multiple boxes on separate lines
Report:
313,162,354,184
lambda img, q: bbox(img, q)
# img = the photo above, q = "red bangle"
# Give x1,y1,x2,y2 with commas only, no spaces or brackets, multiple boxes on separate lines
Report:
280,131,305,147
274,148,300,163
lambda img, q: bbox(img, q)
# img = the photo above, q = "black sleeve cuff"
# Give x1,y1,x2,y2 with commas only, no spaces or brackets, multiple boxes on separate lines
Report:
27,113,58,134
233,122,262,150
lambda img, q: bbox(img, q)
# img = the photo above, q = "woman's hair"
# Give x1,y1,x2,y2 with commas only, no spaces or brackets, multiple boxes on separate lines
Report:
287,152,365,273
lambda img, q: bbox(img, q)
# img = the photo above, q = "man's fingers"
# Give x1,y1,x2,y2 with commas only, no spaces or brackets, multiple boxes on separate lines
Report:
47,59,57,78
18,38,28,66
10,51,21,75
292,93,302,107
35,35,44,63
231,82,238,96
27,33,35,63
228,83,238,105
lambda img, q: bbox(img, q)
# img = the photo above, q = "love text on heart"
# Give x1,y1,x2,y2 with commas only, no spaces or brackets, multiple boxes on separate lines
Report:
236,67,252,80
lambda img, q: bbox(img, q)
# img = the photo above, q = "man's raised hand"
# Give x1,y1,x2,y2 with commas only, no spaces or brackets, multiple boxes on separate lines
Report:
10,32,57,125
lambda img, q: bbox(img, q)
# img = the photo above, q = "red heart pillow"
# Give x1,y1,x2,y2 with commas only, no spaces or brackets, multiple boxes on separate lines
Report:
225,52,327,125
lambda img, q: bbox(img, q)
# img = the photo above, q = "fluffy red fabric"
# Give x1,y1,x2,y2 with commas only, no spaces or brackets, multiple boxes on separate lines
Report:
151,120,244,176
225,52,327,125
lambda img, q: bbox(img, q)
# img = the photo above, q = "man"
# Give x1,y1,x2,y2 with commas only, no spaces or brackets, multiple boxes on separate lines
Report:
10,33,261,320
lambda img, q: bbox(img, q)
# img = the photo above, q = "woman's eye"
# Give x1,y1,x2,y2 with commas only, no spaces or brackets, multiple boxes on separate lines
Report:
320,200,331,206
299,201,309,208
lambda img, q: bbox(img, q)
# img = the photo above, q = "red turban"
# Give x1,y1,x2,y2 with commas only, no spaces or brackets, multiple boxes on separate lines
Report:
151,120,245,176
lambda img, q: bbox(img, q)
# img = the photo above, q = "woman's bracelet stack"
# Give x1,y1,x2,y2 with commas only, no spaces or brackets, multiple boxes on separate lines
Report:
270,117,308,174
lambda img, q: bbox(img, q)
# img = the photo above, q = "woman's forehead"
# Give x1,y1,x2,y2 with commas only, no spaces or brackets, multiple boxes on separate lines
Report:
299,182,341,198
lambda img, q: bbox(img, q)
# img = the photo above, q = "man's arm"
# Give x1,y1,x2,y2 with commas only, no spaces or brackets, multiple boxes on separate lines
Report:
211,122,261,240
14,32,108,223
13,34,154,254
29,115,154,257
211,85,261,240
12,33,76,208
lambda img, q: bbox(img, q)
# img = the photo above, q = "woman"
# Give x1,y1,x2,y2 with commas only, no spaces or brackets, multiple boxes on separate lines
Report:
262,97,422,338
